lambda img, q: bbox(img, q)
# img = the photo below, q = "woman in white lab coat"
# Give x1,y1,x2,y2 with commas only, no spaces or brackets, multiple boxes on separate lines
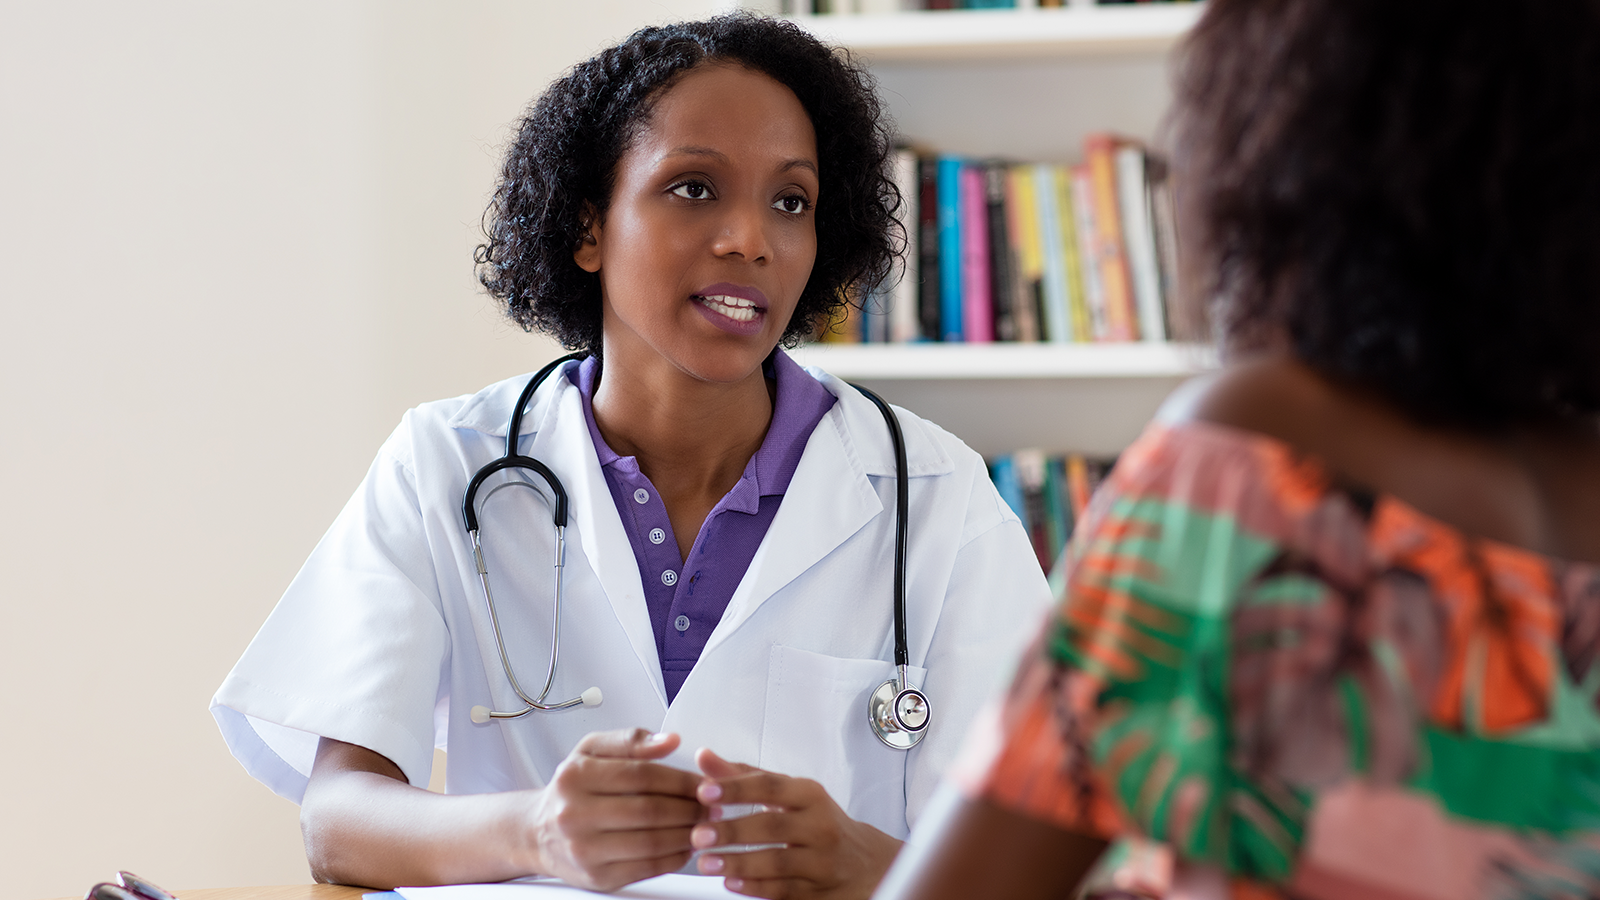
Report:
212,15,1049,899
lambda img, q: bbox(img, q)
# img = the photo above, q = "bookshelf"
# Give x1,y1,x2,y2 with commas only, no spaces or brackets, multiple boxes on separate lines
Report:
758,2,1211,457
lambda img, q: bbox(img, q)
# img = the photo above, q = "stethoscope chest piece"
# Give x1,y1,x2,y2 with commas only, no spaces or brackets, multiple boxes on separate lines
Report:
868,677,930,750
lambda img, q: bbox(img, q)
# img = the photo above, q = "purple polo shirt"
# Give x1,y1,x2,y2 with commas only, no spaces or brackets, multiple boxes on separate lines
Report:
571,351,837,702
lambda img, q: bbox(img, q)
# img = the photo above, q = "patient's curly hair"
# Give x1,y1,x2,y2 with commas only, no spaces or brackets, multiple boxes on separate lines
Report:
475,14,899,354
1173,0,1600,427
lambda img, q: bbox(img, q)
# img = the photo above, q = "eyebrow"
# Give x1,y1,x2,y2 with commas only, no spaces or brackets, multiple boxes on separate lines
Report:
665,145,818,178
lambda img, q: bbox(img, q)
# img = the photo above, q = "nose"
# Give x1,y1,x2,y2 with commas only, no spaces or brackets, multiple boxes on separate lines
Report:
709,197,773,264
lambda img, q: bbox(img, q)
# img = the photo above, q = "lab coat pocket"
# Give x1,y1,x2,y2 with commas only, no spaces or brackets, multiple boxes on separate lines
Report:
759,644,927,837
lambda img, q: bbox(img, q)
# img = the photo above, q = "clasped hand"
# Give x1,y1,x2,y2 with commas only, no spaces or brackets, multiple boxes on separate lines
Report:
533,731,901,899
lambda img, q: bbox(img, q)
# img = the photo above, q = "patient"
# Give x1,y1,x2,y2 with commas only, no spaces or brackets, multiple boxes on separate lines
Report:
874,0,1600,897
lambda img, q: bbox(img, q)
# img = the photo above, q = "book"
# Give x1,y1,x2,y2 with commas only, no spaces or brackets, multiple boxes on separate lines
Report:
1070,164,1109,340
984,162,1020,342
1052,165,1093,343
1083,134,1140,341
937,155,965,342
1148,155,1181,341
917,155,942,341
1032,163,1074,343
959,163,994,343
1004,165,1045,343
889,148,922,343
1012,449,1053,572
1115,144,1167,342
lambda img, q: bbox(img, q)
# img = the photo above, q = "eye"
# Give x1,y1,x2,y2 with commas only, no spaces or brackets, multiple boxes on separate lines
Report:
669,180,712,200
773,194,811,215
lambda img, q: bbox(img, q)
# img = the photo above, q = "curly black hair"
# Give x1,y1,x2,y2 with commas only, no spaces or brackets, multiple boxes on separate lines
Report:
475,13,900,355
1172,0,1600,428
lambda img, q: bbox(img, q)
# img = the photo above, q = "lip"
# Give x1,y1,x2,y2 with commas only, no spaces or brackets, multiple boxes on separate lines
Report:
691,282,770,337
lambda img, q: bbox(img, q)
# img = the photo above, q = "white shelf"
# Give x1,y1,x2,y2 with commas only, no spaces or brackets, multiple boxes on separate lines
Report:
791,341,1212,379
786,4,1202,61
794,343,1213,458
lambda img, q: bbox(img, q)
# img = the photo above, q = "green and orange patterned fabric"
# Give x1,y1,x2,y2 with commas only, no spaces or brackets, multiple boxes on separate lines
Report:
955,421,1600,900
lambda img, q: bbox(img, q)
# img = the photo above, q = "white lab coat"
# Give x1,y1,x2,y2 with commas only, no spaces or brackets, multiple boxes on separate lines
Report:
212,360,1050,838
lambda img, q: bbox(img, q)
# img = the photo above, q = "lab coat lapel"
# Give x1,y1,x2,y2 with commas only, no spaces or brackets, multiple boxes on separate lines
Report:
702,404,880,656
530,380,669,708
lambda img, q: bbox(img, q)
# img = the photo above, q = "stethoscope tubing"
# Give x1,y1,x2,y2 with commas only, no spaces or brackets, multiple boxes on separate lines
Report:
463,353,925,741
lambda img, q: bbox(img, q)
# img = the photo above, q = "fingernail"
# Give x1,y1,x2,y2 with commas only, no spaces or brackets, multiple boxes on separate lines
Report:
726,878,745,892
691,824,718,849
698,782,723,803
698,854,725,874
645,732,670,745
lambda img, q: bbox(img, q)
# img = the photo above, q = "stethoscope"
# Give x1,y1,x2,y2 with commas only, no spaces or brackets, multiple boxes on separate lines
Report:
463,352,932,750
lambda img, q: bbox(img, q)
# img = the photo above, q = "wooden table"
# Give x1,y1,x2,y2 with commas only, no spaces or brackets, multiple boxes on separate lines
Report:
51,887,370,900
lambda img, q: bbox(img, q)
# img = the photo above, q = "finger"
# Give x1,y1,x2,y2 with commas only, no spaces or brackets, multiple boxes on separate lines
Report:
564,754,702,799
695,746,759,779
570,792,707,833
691,809,808,853
696,845,821,882
699,768,821,811
576,728,680,760
577,849,696,894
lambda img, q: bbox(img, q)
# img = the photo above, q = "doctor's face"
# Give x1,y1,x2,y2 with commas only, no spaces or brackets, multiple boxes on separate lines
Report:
575,62,819,385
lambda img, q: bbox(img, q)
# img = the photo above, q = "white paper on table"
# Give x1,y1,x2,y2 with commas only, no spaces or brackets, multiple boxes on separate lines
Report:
396,874,738,900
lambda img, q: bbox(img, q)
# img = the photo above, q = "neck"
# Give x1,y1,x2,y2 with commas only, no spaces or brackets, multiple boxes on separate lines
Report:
590,350,775,501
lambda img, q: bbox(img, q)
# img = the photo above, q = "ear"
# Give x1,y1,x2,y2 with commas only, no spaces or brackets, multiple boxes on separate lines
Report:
574,204,602,273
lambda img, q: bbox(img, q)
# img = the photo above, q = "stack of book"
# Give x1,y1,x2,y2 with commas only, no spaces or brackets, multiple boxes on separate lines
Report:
988,450,1115,576
819,134,1180,346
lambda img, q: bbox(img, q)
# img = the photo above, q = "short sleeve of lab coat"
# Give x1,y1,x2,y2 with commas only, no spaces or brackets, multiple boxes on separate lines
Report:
211,412,451,804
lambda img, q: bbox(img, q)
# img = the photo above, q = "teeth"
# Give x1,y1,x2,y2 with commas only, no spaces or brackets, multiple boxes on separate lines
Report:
697,294,761,322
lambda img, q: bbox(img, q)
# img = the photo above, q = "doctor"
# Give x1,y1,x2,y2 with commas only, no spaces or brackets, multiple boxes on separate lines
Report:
212,15,1049,900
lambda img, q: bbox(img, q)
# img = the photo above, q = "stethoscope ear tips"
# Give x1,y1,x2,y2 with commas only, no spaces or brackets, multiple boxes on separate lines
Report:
470,705,492,725
580,686,603,707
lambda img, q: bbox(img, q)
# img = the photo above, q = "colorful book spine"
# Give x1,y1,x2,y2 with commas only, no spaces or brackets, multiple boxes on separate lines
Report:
1053,165,1093,343
1070,164,1109,341
959,164,994,343
1005,165,1045,343
937,155,965,342
1115,144,1167,342
1032,163,1073,343
917,155,942,342
1083,134,1140,341
984,163,1019,342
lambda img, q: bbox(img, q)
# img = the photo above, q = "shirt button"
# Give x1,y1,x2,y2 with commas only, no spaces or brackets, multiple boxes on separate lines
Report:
633,488,649,504
674,615,691,632
649,527,666,545
661,570,678,586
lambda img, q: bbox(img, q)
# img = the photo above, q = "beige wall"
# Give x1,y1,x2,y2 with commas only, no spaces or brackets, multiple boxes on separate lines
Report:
0,2,718,897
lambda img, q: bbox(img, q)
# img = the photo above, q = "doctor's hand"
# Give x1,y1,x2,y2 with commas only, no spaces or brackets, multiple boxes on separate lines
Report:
691,748,903,900
527,728,705,892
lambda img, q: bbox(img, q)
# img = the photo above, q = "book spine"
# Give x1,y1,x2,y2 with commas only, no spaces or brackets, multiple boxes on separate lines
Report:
1005,165,1044,343
1115,144,1167,342
1070,164,1109,341
1053,165,1092,343
1083,134,1139,341
917,156,942,341
960,164,993,343
988,455,1028,525
984,163,1019,342
1066,453,1091,520
1012,449,1053,573
1148,156,1180,342
889,148,922,343
1032,162,1073,343
937,155,964,342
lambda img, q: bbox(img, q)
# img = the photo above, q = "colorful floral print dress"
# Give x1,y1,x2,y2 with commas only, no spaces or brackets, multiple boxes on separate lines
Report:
955,421,1600,900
